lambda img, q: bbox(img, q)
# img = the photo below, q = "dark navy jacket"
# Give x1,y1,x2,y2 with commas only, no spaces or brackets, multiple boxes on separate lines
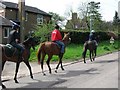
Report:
8,30,20,44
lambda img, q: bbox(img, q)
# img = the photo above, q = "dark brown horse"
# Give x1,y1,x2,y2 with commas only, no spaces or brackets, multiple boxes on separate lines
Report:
82,40,97,63
0,37,37,85
0,59,6,89
37,33,71,75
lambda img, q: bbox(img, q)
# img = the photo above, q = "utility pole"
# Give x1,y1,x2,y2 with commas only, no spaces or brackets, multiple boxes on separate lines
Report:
18,0,25,42
118,1,120,19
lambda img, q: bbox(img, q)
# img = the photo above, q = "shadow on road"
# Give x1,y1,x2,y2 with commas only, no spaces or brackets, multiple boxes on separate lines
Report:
57,68,99,78
94,59,118,64
15,78,67,89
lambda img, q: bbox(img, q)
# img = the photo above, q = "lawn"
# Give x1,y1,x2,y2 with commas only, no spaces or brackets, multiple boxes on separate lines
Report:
29,40,120,62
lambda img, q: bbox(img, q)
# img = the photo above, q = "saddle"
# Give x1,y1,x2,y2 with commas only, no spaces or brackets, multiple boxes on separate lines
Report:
52,41,61,49
88,40,95,44
2,44,18,57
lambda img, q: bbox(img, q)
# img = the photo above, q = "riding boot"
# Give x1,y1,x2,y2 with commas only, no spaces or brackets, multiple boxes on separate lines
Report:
59,53,64,59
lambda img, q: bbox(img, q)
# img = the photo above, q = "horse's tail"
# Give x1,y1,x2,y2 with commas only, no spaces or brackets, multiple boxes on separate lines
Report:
37,43,43,65
82,42,88,58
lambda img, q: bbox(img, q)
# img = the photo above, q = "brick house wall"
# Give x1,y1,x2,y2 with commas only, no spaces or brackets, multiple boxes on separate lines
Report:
1,1,52,43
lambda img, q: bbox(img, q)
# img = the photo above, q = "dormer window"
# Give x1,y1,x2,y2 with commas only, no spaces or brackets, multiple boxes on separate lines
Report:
37,14,43,25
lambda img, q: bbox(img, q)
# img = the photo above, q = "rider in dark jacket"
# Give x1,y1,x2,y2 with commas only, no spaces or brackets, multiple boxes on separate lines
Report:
89,30,98,46
8,24,24,60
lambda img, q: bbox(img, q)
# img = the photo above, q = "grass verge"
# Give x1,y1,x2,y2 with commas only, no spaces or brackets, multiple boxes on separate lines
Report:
29,40,120,62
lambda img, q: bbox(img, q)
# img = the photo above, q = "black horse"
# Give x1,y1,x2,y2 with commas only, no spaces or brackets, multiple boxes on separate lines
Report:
0,37,37,88
82,40,97,63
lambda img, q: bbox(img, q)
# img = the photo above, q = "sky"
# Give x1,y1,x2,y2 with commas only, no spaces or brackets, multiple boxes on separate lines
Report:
2,0,120,21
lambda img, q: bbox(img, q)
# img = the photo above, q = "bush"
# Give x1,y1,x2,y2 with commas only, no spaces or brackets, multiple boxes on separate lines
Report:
61,30,111,44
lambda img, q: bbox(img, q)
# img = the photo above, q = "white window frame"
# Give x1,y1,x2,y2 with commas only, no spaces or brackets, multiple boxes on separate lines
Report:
37,15,43,25
25,12,28,21
4,28,10,38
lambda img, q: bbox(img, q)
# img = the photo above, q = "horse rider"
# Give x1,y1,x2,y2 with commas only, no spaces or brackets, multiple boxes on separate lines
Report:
51,24,65,56
8,24,24,60
89,30,98,46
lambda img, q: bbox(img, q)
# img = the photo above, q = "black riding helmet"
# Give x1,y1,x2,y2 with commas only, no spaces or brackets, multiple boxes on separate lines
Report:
55,24,60,29
12,24,19,30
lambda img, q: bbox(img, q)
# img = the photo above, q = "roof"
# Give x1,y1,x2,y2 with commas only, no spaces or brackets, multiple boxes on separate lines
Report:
0,15,12,26
2,1,51,16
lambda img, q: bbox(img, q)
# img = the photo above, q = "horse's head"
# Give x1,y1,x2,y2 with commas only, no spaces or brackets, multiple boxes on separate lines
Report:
62,32,71,45
23,37,37,50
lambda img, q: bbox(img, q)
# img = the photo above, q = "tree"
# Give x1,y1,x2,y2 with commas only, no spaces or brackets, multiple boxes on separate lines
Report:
49,12,65,24
34,23,54,42
87,1,102,31
113,11,120,32
77,1,102,31
113,11,120,26
34,12,65,42
77,2,90,29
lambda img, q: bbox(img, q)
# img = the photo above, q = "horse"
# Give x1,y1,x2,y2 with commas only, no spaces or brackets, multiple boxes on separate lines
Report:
37,32,71,75
0,59,6,89
82,40,97,63
0,37,37,85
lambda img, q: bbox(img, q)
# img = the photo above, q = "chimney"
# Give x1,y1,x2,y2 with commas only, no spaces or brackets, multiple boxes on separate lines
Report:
72,13,77,21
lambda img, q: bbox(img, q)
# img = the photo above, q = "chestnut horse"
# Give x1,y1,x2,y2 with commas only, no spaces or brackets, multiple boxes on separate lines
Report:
37,33,71,75
0,37,37,86
82,40,97,63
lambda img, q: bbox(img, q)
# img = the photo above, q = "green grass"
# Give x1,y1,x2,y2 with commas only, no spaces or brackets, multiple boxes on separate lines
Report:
29,40,120,62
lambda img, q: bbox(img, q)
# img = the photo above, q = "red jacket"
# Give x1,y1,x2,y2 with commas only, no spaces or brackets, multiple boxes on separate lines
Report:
51,29,62,41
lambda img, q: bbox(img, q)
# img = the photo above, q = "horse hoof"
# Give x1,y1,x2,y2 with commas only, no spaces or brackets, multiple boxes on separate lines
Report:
62,68,64,71
43,73,46,76
2,84,6,89
15,80,19,83
49,72,52,74
55,70,57,73
31,76,34,79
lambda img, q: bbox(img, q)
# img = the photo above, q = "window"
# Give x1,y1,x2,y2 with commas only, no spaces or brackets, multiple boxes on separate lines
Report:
4,28,10,38
37,15,43,25
25,12,28,21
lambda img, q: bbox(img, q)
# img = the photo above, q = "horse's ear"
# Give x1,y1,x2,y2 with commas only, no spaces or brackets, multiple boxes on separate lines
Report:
67,32,70,35
64,32,69,35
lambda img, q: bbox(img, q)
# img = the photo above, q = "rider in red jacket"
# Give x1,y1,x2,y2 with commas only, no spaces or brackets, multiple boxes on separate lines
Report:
51,24,65,55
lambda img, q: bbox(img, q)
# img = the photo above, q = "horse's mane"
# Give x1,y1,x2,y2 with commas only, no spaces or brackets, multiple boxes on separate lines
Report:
22,37,33,45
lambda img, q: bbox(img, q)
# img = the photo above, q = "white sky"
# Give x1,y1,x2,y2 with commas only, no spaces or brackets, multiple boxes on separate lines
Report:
2,0,120,21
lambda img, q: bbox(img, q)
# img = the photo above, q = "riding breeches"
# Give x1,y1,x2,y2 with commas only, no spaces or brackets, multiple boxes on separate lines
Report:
54,41,65,53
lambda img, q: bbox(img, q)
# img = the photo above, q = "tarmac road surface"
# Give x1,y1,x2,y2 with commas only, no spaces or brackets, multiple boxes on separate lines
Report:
2,51,119,88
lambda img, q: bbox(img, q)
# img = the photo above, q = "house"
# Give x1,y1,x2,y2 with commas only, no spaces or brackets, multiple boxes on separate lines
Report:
0,16,13,44
0,1,52,43
65,13,88,30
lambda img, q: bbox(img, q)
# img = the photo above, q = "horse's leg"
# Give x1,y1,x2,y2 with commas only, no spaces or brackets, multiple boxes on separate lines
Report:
82,50,87,63
55,54,64,73
46,55,52,74
23,60,33,79
55,61,60,73
14,61,21,83
92,51,94,61
41,53,46,76
60,54,64,71
0,72,6,89
89,51,92,62
2,61,6,71
93,48,97,61
0,61,6,89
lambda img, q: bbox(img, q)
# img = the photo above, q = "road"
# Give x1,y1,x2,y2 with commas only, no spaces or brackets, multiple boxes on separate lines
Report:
2,51,119,88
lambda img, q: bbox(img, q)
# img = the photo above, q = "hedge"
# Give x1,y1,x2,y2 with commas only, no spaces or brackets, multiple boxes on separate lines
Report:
61,31,111,44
